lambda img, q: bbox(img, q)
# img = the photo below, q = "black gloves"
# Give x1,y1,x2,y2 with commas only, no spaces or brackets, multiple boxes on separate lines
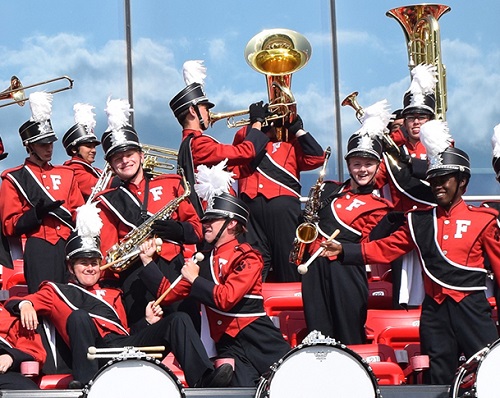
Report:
287,115,304,136
387,211,406,225
386,143,411,164
151,219,185,243
249,101,270,124
35,199,65,219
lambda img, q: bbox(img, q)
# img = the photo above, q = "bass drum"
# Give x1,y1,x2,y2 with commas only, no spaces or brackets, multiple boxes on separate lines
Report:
450,339,500,398
83,356,185,398
255,341,381,398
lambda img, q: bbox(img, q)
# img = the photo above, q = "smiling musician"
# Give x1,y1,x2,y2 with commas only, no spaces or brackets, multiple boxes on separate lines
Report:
301,100,393,345
319,120,500,385
94,98,202,326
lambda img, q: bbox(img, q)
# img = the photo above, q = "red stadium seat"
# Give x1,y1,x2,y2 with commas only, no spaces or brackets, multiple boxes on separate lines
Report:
367,263,392,282
365,308,421,343
38,374,73,389
402,343,429,384
376,325,421,351
369,362,406,385
348,343,399,363
277,310,307,348
368,280,393,309
162,353,187,387
262,282,303,316
1,259,24,290
348,343,406,385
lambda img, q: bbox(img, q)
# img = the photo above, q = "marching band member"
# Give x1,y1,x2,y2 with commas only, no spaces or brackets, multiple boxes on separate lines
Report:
0,303,46,390
0,92,84,293
319,120,500,385
5,210,232,389
233,115,325,282
171,60,269,217
302,101,393,344
375,64,439,306
62,103,103,202
138,193,291,387
94,98,203,326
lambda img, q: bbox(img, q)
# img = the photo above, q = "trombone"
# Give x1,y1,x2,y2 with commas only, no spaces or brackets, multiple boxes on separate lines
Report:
0,75,74,108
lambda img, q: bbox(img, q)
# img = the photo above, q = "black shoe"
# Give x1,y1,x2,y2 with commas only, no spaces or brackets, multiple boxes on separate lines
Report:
196,363,233,388
68,380,83,389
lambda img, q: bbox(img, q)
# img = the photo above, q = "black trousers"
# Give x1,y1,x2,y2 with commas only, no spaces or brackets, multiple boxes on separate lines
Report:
0,372,39,390
242,194,301,282
302,256,368,345
118,253,201,332
24,238,67,293
216,317,290,387
66,310,213,387
420,293,499,385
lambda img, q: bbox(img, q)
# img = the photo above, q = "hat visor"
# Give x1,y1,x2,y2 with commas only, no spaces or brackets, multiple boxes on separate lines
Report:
200,213,226,223
33,135,58,144
426,168,459,180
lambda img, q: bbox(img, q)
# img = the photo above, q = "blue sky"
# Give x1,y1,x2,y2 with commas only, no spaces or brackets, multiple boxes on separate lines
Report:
1,1,499,195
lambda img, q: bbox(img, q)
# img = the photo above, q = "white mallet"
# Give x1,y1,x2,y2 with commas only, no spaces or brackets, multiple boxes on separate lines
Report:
153,252,204,306
297,229,340,275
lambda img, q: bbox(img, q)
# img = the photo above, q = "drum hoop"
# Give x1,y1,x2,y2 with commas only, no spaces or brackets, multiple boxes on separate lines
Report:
256,340,381,398
83,355,185,398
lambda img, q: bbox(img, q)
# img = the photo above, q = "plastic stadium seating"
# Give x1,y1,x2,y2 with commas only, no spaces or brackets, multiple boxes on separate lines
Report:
365,308,421,343
277,310,308,348
162,353,187,386
262,282,303,316
38,374,73,389
376,325,421,351
348,343,405,385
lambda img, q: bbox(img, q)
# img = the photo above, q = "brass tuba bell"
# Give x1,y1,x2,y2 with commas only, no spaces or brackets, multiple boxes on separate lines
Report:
244,28,312,141
386,4,451,121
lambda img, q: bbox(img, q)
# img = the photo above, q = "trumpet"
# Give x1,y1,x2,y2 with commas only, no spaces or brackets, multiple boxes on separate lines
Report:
209,101,292,128
0,75,74,108
141,144,178,176
341,91,399,152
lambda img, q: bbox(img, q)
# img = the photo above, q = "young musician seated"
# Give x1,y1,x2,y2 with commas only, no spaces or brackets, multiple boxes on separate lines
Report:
5,217,232,389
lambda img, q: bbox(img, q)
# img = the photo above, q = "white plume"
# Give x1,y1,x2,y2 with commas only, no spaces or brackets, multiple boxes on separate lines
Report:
29,92,53,123
195,159,235,203
75,202,103,239
419,120,453,160
105,97,133,131
183,60,207,86
492,124,500,158
74,103,96,131
357,99,392,142
409,64,438,95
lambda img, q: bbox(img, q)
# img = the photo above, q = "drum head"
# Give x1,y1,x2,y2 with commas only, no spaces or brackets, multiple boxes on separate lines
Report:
263,343,379,398
476,340,500,397
84,357,184,398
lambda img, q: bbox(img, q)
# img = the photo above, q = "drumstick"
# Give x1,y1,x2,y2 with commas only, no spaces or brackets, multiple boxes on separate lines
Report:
153,252,204,307
100,238,163,271
88,353,164,360
297,229,340,275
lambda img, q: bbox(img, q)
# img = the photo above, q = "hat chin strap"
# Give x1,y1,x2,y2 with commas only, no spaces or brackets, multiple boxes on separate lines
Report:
28,144,46,164
193,104,208,131
212,218,231,247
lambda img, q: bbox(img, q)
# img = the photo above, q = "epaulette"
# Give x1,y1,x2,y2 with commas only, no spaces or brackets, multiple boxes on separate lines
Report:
468,205,499,218
1,164,24,178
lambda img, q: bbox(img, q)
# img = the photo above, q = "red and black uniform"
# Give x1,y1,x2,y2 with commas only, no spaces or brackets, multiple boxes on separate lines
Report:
233,127,325,282
5,281,214,387
177,128,269,217
95,173,203,325
0,304,46,390
341,200,500,384
376,138,434,211
63,157,102,201
141,239,290,387
302,181,392,344
0,159,84,292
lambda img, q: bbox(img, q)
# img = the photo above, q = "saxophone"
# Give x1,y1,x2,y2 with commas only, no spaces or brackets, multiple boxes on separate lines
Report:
87,162,113,204
289,147,331,265
104,169,191,272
